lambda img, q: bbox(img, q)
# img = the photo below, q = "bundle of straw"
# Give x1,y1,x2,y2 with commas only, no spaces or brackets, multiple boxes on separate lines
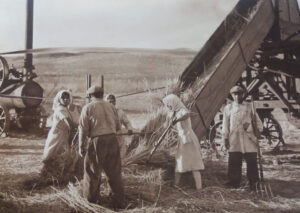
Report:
123,149,174,168
127,72,215,157
53,184,115,213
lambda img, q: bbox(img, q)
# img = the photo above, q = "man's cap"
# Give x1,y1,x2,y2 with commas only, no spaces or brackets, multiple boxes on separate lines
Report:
86,85,103,95
106,94,116,100
230,85,246,94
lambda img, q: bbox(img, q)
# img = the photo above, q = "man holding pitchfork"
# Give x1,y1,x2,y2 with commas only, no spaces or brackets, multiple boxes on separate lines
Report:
222,85,263,191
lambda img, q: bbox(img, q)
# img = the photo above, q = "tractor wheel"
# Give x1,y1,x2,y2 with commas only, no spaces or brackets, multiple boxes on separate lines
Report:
209,113,285,152
0,56,9,89
0,105,10,136
260,114,285,151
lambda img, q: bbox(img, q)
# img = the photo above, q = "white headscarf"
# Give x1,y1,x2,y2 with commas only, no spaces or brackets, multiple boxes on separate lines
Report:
162,94,187,112
52,90,72,111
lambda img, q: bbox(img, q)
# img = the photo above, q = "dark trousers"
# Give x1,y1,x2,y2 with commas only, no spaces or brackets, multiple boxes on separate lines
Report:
83,134,124,207
228,152,259,187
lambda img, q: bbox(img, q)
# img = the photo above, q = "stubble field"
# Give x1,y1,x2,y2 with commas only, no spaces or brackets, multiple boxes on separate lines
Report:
1,48,300,213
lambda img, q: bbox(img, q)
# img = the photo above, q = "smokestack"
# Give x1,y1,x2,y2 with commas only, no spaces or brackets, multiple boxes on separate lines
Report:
24,0,34,76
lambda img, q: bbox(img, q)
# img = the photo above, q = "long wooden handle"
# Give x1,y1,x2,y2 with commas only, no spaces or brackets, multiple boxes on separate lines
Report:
148,122,173,162
251,98,264,181
116,132,153,136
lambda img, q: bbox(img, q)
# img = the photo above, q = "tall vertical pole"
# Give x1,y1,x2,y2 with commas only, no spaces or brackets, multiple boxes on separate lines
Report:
24,0,34,77
101,75,104,90
86,74,92,90
86,74,92,103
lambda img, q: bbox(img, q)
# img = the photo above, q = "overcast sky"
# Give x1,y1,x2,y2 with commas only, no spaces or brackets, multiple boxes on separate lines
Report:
0,0,299,51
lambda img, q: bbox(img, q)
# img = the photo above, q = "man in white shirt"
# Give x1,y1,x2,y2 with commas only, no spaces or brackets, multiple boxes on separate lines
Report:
106,94,133,158
222,85,263,190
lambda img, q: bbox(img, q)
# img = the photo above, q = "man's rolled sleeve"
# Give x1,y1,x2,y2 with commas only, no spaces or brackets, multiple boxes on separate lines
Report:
222,106,230,140
113,107,121,132
78,106,90,148
79,106,90,133
119,110,133,130
250,103,264,133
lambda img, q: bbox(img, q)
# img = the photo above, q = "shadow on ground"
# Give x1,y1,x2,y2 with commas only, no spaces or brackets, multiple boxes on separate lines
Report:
0,144,44,150
269,179,300,199
3,126,48,140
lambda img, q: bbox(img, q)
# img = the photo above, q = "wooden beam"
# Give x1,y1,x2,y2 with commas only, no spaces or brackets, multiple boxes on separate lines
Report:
278,0,300,40
265,58,300,77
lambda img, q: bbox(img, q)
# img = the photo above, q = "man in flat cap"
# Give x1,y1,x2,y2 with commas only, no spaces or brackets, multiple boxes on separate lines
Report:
222,85,263,190
78,85,124,208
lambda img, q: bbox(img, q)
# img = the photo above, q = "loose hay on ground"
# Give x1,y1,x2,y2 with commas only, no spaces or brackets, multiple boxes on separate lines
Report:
54,157,300,213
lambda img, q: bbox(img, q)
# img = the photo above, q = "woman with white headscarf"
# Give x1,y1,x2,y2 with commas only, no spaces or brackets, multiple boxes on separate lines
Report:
42,90,75,177
163,94,204,190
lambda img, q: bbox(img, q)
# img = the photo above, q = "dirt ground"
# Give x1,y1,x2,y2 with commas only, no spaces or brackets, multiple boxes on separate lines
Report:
1,110,300,213
0,131,67,213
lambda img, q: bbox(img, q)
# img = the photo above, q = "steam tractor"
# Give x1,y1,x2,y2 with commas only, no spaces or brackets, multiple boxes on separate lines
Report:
0,0,46,135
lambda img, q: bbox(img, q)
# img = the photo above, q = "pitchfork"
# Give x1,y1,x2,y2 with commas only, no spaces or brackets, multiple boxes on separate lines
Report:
147,121,173,163
251,97,274,198
147,112,176,162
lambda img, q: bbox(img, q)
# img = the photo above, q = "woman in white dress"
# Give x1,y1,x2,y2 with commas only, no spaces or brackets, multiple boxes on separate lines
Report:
42,90,75,177
163,94,204,190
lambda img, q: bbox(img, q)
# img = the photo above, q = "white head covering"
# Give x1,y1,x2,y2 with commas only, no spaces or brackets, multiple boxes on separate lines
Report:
52,90,72,111
162,94,187,112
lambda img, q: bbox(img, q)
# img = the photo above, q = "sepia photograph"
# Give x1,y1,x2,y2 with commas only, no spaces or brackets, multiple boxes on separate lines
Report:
0,0,300,212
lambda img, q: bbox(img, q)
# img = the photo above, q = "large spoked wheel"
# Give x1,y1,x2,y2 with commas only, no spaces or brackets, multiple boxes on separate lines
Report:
0,56,9,89
0,105,10,136
209,113,284,153
209,121,227,155
260,114,285,151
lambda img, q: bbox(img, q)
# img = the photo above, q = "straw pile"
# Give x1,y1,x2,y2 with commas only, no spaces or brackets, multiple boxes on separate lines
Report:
123,149,174,168
54,157,170,212
53,183,116,213
54,159,300,213
127,72,213,156
22,130,84,190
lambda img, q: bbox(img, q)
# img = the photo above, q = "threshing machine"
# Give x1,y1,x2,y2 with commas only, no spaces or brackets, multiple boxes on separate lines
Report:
178,0,300,151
